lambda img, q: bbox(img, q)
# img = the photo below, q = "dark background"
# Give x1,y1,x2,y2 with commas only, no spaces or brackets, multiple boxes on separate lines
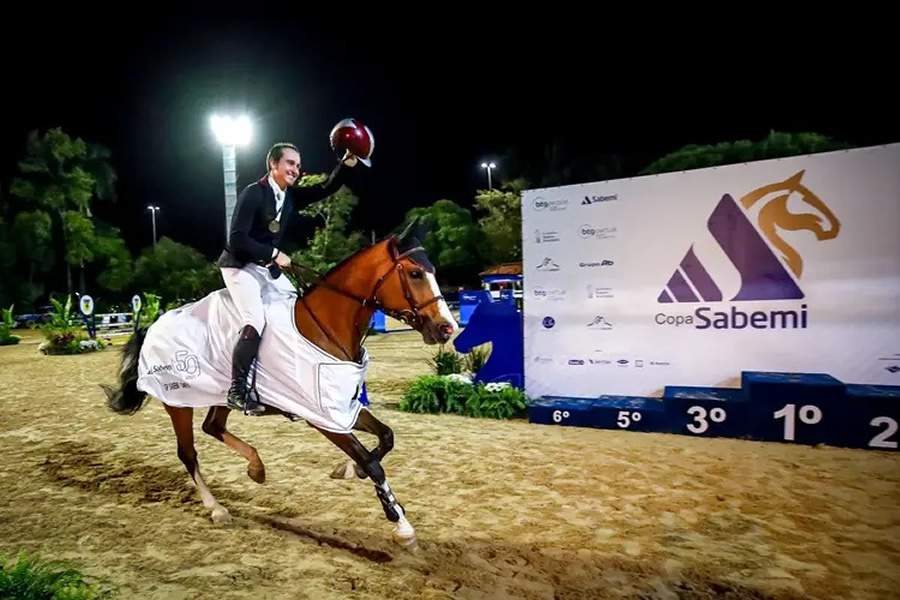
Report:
3,12,896,258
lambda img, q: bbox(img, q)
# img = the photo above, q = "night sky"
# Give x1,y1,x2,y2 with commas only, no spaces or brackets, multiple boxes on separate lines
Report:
3,13,896,260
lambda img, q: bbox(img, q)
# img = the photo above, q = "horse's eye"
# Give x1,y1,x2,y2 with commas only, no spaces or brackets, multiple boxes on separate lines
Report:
410,270,424,280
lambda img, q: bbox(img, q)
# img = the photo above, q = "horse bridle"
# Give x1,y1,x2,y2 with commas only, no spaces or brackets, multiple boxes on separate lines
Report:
288,245,445,361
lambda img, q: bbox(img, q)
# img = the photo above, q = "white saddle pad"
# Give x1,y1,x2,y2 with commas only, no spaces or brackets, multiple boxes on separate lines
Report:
136,288,367,433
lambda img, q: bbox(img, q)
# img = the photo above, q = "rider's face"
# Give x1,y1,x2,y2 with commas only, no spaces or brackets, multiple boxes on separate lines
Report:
269,149,301,189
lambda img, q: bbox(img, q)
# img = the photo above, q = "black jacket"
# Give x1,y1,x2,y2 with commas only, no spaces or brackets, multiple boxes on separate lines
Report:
217,163,348,268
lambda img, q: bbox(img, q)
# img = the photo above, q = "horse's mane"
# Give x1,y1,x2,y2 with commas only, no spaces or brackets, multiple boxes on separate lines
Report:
294,237,393,295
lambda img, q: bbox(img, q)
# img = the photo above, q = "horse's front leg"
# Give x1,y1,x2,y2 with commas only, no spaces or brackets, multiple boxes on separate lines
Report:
330,408,394,480
314,425,415,546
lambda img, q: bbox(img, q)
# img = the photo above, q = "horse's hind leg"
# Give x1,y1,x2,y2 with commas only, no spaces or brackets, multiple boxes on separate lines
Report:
315,425,416,546
202,406,266,484
330,408,394,480
164,405,231,524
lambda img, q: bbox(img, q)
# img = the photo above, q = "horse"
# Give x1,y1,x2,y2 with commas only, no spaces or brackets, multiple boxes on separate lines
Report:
101,220,457,546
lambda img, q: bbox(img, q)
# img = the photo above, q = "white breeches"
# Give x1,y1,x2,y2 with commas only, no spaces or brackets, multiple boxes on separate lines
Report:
220,264,296,333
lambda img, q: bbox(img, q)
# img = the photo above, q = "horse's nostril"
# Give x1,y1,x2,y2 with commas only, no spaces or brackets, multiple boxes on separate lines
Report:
439,324,454,336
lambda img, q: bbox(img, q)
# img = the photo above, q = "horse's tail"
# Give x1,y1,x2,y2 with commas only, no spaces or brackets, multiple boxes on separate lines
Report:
101,328,148,415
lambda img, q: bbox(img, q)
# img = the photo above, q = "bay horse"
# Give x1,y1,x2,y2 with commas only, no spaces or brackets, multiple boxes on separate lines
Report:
102,221,457,546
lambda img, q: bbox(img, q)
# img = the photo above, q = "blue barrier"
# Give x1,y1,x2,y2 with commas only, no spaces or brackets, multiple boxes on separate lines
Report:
458,290,492,326
453,300,524,388
664,386,749,439
370,311,386,333
359,382,369,406
741,371,845,446
528,397,603,427
527,373,899,451
530,395,669,432
844,384,900,450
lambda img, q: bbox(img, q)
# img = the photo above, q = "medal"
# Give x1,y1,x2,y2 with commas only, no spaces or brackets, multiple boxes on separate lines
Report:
268,220,281,233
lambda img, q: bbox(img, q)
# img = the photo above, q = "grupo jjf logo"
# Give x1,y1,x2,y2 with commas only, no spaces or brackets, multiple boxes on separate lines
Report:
579,259,613,268
655,171,840,330
533,196,568,212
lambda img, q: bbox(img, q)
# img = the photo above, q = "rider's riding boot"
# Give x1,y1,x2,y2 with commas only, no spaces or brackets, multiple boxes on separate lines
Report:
226,325,265,416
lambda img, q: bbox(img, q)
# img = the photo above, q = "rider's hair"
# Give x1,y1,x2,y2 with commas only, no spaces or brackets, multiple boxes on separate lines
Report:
266,143,300,170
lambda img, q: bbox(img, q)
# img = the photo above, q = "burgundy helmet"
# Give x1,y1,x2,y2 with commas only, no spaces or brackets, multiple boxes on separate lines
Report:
329,118,374,167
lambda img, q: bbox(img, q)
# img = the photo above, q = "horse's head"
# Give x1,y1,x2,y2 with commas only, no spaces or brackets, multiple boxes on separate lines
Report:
372,218,458,345
740,170,841,240
739,170,841,277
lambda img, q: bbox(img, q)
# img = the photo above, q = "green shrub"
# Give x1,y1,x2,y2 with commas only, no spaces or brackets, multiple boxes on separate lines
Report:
428,345,464,375
465,383,528,419
0,551,116,599
39,296,105,355
400,375,528,419
137,293,162,330
0,305,21,346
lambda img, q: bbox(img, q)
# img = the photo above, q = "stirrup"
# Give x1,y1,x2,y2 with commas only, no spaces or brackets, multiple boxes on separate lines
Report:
226,383,248,411
242,388,267,417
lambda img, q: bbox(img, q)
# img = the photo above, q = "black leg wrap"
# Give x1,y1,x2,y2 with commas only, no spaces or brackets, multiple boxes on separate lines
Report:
363,458,405,522
374,482,405,523
362,457,385,484
379,428,394,456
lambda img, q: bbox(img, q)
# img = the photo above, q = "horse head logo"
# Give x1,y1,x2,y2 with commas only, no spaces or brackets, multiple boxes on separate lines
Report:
739,170,840,278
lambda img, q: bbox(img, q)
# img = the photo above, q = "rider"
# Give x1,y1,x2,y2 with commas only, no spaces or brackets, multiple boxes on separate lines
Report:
217,124,372,415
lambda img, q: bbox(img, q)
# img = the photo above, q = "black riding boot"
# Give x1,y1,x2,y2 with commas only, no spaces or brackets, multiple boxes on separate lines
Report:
226,325,265,416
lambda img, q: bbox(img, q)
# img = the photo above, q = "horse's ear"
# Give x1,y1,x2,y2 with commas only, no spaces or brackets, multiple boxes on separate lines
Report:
413,219,431,243
387,234,399,257
397,217,418,244
397,216,431,252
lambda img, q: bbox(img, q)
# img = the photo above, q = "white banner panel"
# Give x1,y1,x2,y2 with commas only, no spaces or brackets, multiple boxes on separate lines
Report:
522,144,900,398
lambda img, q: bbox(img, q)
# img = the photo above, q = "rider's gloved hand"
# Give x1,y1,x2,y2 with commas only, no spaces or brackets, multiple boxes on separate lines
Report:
342,150,358,168
274,250,292,268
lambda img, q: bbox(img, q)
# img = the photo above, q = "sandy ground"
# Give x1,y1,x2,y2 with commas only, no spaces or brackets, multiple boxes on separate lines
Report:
1,329,899,599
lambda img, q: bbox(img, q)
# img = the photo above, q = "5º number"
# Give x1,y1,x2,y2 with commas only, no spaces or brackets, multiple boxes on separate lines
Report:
616,411,643,428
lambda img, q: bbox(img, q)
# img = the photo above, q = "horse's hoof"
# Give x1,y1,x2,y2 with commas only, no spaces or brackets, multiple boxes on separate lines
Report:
393,531,417,549
211,506,232,525
330,461,356,480
248,462,266,484
393,517,417,548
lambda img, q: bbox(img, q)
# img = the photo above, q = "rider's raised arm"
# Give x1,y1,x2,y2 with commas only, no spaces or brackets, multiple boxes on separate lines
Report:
293,162,349,211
